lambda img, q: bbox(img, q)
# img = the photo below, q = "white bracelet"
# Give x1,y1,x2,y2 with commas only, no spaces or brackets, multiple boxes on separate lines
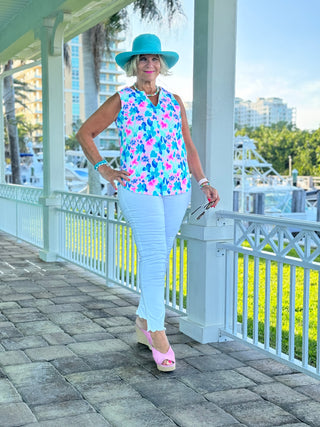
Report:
198,178,209,186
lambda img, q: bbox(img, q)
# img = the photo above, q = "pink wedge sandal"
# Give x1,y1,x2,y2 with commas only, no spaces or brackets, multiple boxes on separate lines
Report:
135,324,152,350
152,346,176,372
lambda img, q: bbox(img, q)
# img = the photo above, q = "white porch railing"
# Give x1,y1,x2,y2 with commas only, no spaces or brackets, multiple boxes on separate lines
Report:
0,184,43,247
217,210,320,379
3,184,320,378
55,191,188,313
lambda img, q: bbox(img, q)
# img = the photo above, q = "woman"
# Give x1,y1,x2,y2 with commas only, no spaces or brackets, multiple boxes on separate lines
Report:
76,33,220,372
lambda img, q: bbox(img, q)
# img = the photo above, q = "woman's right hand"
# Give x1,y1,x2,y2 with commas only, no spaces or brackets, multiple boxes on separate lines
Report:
98,165,130,191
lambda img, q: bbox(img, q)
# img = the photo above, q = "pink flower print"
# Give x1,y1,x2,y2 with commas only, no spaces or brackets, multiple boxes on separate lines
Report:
125,128,132,136
137,131,143,140
165,162,172,170
160,121,168,129
127,118,133,126
131,158,138,166
182,178,187,185
168,153,174,161
163,112,171,120
148,179,157,189
128,168,135,175
139,101,147,108
146,137,155,146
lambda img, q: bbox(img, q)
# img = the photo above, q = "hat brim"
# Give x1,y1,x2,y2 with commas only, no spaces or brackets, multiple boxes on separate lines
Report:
115,50,179,70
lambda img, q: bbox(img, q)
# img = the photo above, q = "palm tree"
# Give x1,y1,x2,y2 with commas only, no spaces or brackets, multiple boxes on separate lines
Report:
3,60,21,184
82,0,184,194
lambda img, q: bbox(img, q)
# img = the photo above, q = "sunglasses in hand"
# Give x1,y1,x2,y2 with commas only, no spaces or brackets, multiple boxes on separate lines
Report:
191,200,215,220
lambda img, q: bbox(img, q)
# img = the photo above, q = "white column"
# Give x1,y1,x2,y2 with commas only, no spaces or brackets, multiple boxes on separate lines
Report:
38,14,66,262
0,79,5,184
179,0,237,343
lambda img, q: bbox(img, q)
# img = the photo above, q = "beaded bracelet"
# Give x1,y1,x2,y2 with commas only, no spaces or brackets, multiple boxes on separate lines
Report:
200,182,210,189
94,159,108,170
198,178,209,186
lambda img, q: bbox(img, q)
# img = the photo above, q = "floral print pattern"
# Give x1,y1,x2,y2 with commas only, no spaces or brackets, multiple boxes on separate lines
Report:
115,87,191,196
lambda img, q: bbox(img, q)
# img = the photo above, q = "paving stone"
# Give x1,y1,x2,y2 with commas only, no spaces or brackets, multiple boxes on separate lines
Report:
18,377,81,405
47,311,91,324
4,362,60,388
0,302,20,310
227,400,299,426
185,354,244,371
16,320,65,336
1,293,35,301
38,303,85,313
286,399,320,425
104,306,137,317
206,388,262,407
275,372,320,388
231,349,271,361
68,339,130,356
251,382,309,406
99,398,175,426
133,378,206,408
163,401,239,426
94,316,133,328
25,412,110,426
248,358,297,376
1,335,48,350
31,399,94,420
0,402,37,426
83,351,139,370
180,370,255,393
156,358,201,379
5,311,48,323
24,345,75,361
42,332,75,345
72,332,114,342
235,366,275,384
51,356,91,375
211,340,252,352
0,322,23,339
187,342,222,354
166,333,196,345
75,381,141,404
105,325,136,335
61,321,107,335
66,369,120,386
0,350,30,366
294,383,320,402
0,379,22,403
168,343,202,359
50,295,94,304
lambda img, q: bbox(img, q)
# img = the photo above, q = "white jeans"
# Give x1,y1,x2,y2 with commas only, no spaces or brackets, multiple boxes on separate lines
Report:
118,186,191,332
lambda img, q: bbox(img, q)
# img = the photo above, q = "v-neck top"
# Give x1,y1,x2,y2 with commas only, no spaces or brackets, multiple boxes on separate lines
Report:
115,87,191,196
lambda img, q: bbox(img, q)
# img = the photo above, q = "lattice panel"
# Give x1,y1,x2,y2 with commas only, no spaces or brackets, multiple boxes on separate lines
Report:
234,216,320,266
0,184,42,205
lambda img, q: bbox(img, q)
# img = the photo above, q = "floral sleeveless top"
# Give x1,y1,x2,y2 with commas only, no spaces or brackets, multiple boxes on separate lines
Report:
115,87,191,196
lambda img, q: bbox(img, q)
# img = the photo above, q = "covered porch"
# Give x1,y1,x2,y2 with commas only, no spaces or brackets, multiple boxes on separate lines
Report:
2,0,320,421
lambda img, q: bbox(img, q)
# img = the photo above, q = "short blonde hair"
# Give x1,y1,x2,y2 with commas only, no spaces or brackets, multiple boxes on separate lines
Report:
124,55,170,77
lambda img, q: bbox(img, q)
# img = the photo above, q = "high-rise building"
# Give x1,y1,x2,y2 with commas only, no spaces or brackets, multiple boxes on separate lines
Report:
234,97,296,128
15,34,124,150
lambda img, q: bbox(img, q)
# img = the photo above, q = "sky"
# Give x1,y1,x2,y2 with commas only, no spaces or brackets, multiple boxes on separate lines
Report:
122,0,320,131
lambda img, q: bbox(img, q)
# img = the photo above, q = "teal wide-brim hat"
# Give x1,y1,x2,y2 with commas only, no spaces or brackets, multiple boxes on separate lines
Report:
115,33,179,70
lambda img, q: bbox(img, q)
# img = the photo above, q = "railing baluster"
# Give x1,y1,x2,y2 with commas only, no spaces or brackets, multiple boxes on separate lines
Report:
126,225,130,287
242,253,248,340
172,240,177,308
179,238,184,311
317,271,320,374
253,256,259,345
276,262,283,356
289,265,296,361
233,252,238,335
302,268,310,367
264,259,271,351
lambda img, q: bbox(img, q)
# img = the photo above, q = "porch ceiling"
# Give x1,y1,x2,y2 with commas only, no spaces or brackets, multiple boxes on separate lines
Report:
0,0,133,65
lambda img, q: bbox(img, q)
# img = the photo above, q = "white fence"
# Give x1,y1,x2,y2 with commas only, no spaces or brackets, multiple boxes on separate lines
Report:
3,184,320,378
217,210,320,378
0,184,43,247
55,191,188,313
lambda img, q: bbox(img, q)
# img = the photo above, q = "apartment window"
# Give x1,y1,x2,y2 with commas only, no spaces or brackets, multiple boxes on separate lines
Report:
109,85,116,92
72,94,80,103
71,45,79,56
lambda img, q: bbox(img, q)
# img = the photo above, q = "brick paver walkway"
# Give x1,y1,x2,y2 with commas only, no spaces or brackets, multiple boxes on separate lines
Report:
1,231,320,426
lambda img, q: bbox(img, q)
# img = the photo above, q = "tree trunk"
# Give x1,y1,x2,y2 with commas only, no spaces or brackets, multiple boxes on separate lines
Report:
81,31,101,195
3,60,21,184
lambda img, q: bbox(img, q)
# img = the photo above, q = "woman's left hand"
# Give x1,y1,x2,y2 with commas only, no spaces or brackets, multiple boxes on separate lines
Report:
201,185,220,208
